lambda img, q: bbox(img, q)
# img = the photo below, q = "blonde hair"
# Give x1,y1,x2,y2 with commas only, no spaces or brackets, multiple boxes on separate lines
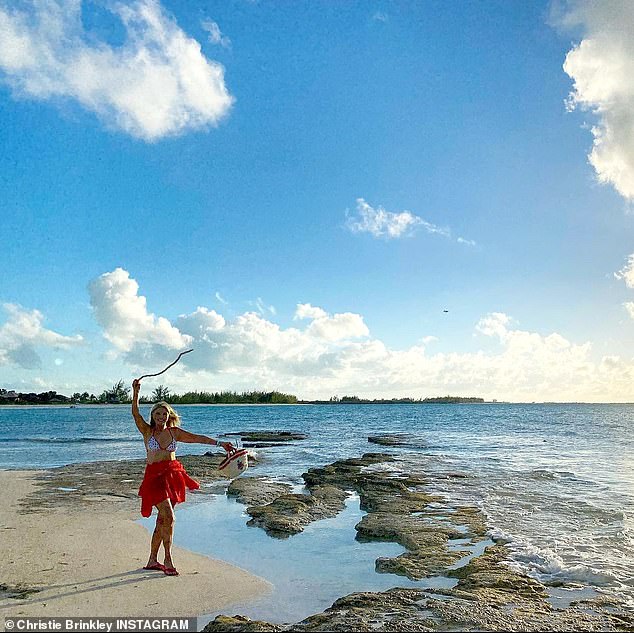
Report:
150,401,181,428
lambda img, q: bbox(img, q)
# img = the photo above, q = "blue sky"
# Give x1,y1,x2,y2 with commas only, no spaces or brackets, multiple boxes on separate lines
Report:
1,0,633,401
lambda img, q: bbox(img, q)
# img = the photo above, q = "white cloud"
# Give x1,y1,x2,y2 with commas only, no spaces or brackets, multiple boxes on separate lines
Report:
346,198,424,239
295,303,369,341
615,254,634,288
372,12,388,23
295,303,328,320
201,19,231,48
88,269,634,401
306,312,369,342
346,198,474,245
0,303,83,369
623,302,634,319
476,312,514,339
0,0,234,141
88,268,192,354
556,0,634,200
215,291,228,305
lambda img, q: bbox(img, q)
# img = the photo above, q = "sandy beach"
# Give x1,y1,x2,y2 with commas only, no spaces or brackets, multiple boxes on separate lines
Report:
0,468,271,622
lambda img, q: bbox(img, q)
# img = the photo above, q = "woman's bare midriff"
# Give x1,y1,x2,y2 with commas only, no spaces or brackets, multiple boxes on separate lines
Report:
146,449,177,465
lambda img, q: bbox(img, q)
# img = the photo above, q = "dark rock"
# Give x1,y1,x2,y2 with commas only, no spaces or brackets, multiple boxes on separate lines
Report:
368,434,427,448
202,615,283,632
225,431,308,443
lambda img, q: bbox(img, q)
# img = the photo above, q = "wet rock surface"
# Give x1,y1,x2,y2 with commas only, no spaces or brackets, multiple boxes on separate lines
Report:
246,485,348,537
20,452,255,513
224,431,308,444
208,451,633,631
368,433,428,448
227,477,293,507
207,549,631,631
203,615,283,632
302,453,479,581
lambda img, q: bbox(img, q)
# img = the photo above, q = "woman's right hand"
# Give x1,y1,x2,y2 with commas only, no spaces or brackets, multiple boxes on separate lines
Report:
132,378,141,392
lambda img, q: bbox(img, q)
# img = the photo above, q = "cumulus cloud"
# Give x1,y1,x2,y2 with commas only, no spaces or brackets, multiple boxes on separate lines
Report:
88,268,192,355
346,198,476,245
303,310,369,342
556,0,634,200
201,19,231,48
0,303,83,369
294,303,369,341
295,303,328,320
0,0,234,141
87,268,634,401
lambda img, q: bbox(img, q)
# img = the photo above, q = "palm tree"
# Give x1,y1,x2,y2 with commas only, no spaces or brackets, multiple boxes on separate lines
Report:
100,379,131,403
152,384,170,402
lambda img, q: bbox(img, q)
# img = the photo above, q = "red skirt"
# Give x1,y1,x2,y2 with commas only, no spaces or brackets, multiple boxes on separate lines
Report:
138,459,200,517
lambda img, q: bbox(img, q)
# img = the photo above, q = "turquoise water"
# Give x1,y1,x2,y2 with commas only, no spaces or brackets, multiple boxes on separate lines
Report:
150,493,459,624
1,403,633,613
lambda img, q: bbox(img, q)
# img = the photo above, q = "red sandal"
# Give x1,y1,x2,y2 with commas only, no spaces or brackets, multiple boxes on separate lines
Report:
143,562,166,571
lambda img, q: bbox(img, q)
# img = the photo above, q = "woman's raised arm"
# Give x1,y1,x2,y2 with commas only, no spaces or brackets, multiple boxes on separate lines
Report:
132,379,150,436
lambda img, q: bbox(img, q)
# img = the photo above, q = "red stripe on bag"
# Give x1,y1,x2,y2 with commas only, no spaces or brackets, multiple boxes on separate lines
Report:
219,448,249,470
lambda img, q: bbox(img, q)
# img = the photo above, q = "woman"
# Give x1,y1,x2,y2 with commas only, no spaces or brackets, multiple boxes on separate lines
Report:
132,378,233,576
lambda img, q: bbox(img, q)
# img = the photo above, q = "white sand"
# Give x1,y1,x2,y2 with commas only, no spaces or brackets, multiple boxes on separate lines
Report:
0,470,271,621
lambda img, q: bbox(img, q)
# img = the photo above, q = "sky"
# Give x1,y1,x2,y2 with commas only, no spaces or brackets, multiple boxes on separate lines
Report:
1,0,634,402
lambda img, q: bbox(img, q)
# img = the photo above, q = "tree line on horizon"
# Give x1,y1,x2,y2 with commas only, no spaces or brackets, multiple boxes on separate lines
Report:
1,384,483,405
0,383,298,405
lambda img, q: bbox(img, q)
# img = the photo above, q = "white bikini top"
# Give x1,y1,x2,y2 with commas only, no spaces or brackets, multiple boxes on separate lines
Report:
147,428,177,453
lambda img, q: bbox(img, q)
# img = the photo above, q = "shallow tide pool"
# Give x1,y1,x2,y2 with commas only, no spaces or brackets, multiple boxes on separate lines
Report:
140,491,457,625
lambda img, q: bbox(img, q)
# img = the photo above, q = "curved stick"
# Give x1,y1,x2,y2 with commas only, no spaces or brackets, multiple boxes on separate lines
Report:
137,349,193,381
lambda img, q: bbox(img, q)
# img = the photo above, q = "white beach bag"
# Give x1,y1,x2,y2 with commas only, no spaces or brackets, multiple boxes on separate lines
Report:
218,447,249,479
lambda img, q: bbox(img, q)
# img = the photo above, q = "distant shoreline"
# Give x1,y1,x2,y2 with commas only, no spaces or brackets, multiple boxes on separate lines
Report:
2,401,634,407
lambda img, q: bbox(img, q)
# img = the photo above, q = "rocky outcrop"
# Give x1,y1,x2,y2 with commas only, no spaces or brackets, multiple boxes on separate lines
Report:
224,431,308,447
205,451,632,631
235,453,485,582
20,453,254,513
227,477,293,507
246,486,348,537
203,615,282,632
368,433,427,448
206,560,631,631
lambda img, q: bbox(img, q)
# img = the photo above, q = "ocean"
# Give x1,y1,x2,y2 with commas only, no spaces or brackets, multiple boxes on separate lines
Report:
1,402,632,620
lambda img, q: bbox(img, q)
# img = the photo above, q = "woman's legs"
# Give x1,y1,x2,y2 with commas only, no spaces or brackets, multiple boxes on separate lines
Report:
144,513,164,568
155,498,177,573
